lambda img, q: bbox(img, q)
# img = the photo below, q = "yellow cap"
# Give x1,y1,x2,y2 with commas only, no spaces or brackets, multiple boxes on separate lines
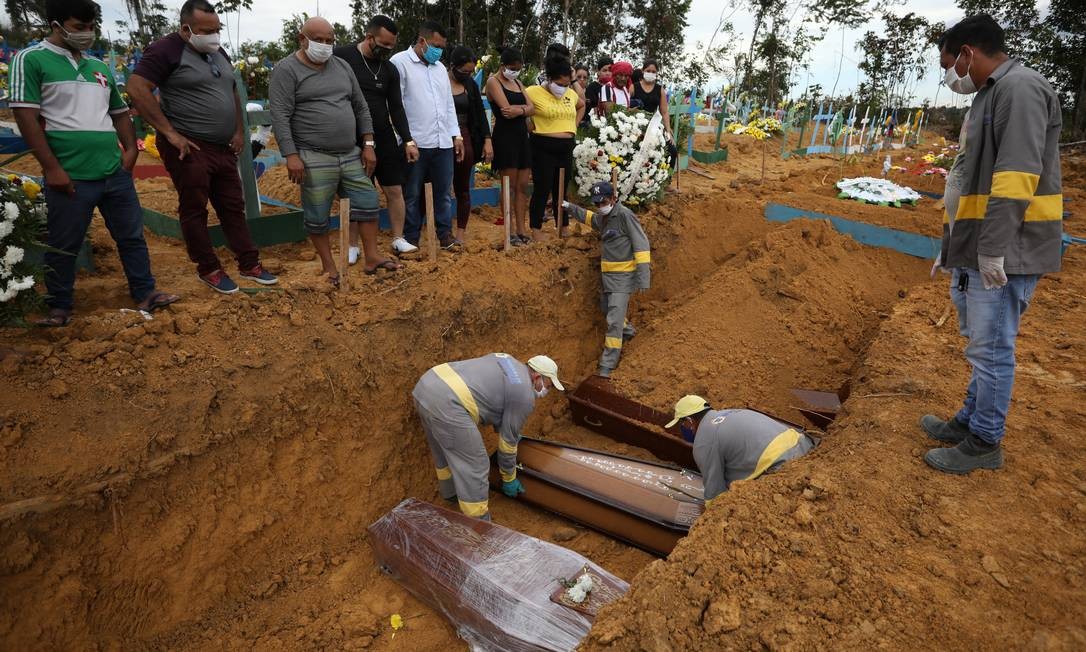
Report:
665,395,710,428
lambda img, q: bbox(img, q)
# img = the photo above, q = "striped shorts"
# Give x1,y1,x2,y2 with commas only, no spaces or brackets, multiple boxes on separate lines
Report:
298,147,380,234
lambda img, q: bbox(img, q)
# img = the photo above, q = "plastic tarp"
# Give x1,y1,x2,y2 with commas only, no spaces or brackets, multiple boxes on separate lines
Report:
836,176,922,204
368,498,629,652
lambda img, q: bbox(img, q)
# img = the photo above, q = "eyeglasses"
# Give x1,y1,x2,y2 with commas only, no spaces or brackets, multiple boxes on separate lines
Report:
203,53,221,78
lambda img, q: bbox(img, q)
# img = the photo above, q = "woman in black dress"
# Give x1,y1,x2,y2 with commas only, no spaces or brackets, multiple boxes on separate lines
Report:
485,47,535,244
449,46,493,244
632,58,677,170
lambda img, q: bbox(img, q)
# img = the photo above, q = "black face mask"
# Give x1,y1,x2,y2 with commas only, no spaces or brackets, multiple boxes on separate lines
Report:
370,43,392,60
453,68,473,82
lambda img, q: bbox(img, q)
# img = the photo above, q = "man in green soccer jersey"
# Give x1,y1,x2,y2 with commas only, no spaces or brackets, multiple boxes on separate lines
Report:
9,0,178,325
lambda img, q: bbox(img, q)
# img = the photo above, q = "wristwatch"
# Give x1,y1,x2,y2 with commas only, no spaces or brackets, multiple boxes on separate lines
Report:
363,140,376,148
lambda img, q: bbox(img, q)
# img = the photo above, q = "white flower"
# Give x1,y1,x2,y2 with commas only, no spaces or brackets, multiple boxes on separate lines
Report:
565,585,587,603
0,221,13,240
3,202,18,221
3,246,24,268
575,574,594,592
247,56,259,65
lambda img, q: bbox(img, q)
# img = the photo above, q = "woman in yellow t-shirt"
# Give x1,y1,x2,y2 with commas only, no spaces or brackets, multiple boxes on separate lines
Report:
524,55,585,240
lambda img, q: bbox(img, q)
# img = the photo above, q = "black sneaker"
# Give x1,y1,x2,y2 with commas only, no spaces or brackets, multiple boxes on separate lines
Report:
440,235,461,251
919,415,971,444
924,433,1003,475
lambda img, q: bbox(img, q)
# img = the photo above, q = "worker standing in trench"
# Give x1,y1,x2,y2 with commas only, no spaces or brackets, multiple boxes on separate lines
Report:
561,181,651,378
412,354,564,520
665,396,818,501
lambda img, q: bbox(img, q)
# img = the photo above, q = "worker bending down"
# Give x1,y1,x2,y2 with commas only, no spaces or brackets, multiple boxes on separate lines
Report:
562,181,651,377
412,353,564,520
665,395,818,501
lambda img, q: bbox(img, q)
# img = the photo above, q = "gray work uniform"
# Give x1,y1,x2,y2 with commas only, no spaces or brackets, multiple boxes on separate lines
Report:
411,354,537,518
565,202,651,374
693,409,817,501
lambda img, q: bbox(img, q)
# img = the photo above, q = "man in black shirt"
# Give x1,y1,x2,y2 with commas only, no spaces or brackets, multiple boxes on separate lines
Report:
584,56,613,123
334,15,420,257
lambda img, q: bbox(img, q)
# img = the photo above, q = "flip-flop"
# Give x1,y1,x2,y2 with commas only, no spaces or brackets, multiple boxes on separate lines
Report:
138,290,180,313
35,308,72,327
328,274,340,289
365,259,403,275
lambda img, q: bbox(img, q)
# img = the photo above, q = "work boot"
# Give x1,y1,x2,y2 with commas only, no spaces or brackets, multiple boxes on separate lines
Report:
597,367,612,378
924,433,1003,475
919,414,971,444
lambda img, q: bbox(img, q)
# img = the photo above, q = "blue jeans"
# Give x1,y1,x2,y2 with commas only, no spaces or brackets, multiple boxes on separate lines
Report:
950,268,1040,444
44,168,155,311
403,147,454,244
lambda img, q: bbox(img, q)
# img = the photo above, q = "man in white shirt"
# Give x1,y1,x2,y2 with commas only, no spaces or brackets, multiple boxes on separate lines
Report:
390,20,463,250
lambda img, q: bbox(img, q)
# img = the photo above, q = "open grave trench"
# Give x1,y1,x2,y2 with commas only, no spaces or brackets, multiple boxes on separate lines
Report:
0,191,930,650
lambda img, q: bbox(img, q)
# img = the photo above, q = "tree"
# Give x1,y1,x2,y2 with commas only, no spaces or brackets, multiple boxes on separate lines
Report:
1033,0,1086,137
623,0,692,63
857,12,932,108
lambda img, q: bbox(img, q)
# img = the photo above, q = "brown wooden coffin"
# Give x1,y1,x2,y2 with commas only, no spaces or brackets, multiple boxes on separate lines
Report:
368,498,629,652
568,375,696,468
491,438,705,556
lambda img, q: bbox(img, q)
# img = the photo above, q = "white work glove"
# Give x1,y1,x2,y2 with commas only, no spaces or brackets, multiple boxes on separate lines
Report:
930,253,941,280
978,255,1008,290
561,200,571,210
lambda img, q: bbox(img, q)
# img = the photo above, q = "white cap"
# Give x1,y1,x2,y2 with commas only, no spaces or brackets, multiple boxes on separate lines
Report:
527,355,564,391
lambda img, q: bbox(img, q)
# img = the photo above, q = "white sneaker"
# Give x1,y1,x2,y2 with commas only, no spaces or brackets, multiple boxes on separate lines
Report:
348,246,360,265
392,237,418,254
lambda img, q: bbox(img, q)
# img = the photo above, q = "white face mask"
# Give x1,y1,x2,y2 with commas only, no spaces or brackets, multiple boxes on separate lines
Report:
305,38,334,64
943,51,977,95
184,25,221,54
596,203,614,216
642,72,657,84
502,68,520,81
534,378,549,398
549,82,568,98
54,22,96,50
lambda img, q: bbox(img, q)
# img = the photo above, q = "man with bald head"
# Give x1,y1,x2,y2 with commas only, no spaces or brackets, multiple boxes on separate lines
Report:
270,17,397,286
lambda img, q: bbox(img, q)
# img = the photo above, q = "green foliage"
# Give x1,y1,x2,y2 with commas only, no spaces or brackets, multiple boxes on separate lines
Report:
857,12,932,107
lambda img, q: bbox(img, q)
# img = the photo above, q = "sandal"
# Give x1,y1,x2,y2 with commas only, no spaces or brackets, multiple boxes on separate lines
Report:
327,273,340,289
364,259,403,275
36,308,72,327
138,290,181,313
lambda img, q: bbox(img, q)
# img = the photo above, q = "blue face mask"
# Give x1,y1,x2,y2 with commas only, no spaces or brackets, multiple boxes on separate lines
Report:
423,40,443,65
681,423,696,443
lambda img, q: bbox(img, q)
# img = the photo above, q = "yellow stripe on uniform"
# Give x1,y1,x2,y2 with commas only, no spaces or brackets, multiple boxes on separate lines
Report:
432,363,481,424
601,260,637,272
604,336,623,349
744,428,802,481
634,250,651,264
955,194,989,221
1024,194,1063,222
498,438,518,455
991,170,1040,200
500,468,517,483
585,210,594,229
435,466,452,480
458,498,489,517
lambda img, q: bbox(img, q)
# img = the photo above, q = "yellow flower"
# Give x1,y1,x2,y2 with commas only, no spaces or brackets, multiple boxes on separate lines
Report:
390,614,403,630
144,133,160,159
22,180,41,200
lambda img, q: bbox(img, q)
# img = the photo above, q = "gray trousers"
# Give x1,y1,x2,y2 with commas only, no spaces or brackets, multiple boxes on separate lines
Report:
414,396,491,518
599,291,636,374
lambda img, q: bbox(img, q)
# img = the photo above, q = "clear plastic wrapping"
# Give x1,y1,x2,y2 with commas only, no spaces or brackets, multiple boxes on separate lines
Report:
368,498,629,652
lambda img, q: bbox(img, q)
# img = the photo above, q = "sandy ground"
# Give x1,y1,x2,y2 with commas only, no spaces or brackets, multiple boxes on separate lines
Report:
0,133,1083,650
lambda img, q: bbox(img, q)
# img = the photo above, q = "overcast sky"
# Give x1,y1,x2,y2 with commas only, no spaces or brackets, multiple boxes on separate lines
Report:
87,0,1008,107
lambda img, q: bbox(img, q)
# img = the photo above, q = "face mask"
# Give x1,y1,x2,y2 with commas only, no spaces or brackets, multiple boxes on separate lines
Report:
549,82,568,98
534,379,549,398
305,38,334,64
642,72,657,84
596,203,613,216
598,72,612,84
422,40,443,64
370,42,393,60
502,67,520,81
54,23,96,50
454,68,473,82
184,25,221,54
680,423,696,443
943,50,977,94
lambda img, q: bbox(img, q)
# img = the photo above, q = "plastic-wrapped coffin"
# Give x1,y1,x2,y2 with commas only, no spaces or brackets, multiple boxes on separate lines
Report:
368,498,629,652
491,438,705,556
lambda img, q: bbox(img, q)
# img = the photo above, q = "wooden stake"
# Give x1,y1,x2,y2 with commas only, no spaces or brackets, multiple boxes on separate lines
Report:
556,168,565,237
502,175,511,252
424,182,438,263
338,198,350,291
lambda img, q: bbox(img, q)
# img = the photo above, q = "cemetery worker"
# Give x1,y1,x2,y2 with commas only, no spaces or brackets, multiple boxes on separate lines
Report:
390,20,462,251
921,15,1063,474
129,0,278,294
270,16,397,287
10,0,179,326
334,14,420,259
665,396,818,502
413,354,564,520
561,181,650,377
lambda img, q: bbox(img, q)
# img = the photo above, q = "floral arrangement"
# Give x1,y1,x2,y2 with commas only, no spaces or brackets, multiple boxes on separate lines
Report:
1,175,47,325
574,108,670,207
559,572,595,604
836,177,921,206
725,116,782,141
235,56,270,99
0,62,8,96
475,161,497,180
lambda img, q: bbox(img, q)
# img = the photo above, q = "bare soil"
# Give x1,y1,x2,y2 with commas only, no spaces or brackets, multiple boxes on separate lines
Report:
0,137,1083,651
